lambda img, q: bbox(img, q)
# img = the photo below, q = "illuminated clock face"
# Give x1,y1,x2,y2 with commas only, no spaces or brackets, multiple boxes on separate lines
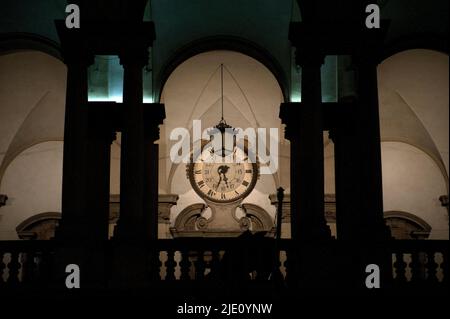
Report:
188,147,257,203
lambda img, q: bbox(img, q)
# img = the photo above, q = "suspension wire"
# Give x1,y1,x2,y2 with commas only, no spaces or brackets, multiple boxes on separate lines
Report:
221,63,224,122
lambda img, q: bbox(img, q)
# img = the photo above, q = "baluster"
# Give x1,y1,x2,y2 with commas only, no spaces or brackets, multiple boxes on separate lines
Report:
35,251,45,283
39,250,53,285
253,245,262,281
195,250,205,280
271,250,285,283
21,251,36,284
0,251,5,286
239,246,249,281
284,248,295,285
409,251,423,286
393,252,407,284
442,248,448,287
158,251,166,280
180,250,191,280
225,248,235,282
149,249,161,281
209,249,222,281
390,253,395,281
165,249,176,280
426,251,438,284
7,251,20,286
203,251,212,278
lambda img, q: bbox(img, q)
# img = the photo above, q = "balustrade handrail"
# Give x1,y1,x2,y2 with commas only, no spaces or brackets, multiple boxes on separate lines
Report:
0,238,448,251
0,238,447,292
0,240,56,250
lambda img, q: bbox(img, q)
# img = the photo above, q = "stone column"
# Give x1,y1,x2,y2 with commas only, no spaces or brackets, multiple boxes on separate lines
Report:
352,53,387,240
68,110,115,286
329,104,361,240
329,45,390,289
56,28,93,240
86,109,116,241
54,22,103,287
143,103,165,240
296,50,331,241
280,52,330,241
112,46,162,287
114,48,148,240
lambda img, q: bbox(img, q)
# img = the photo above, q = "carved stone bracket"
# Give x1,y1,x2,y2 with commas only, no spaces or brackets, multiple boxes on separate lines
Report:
0,194,7,207
170,202,274,238
170,203,206,237
158,194,179,224
269,193,291,223
439,195,448,208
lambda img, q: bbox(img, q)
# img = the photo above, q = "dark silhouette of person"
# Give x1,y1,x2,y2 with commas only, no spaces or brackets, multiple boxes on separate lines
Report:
207,230,276,282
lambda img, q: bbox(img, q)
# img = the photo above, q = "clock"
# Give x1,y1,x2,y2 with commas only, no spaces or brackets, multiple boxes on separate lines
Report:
188,146,258,203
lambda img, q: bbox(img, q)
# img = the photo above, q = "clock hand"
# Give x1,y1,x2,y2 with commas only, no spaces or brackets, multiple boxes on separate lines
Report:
215,175,222,190
223,173,229,188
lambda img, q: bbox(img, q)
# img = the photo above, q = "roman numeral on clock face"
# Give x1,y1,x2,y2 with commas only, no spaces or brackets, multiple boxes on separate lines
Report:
194,170,201,174
207,190,216,197
242,180,249,187
221,193,226,200
197,180,205,188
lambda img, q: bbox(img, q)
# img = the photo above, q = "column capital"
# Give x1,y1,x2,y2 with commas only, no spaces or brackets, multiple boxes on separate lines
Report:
143,103,166,142
279,102,302,140
64,49,95,67
119,47,149,68
288,22,325,67
118,22,154,68
352,22,390,65
55,20,95,66
295,49,325,67
328,129,337,144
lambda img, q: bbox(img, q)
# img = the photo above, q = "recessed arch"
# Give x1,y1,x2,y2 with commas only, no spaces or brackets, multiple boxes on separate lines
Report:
384,210,432,240
160,50,284,197
16,212,61,240
0,50,66,187
381,141,448,239
155,36,289,103
0,32,62,60
241,203,274,232
381,34,449,62
381,139,449,193
378,49,449,183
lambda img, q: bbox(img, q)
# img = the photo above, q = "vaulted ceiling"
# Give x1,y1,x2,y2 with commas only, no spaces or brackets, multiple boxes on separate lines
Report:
0,0,448,188
1,0,448,93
